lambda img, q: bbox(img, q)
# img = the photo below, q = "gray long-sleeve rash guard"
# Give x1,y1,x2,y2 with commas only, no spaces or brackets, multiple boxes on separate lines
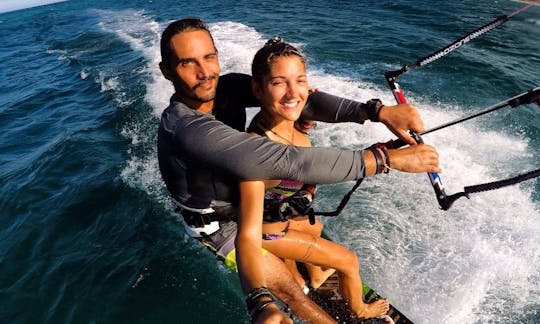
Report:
158,73,372,207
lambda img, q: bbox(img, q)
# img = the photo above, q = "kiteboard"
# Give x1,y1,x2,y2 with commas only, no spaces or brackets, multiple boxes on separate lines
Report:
296,264,413,324
294,231,413,323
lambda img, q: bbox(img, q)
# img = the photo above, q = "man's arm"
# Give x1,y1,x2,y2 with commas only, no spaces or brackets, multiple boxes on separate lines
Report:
302,91,425,145
162,106,440,184
302,91,370,123
168,111,366,183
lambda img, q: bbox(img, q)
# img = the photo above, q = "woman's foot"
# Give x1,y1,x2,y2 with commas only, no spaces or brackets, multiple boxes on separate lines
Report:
309,267,336,289
355,298,389,319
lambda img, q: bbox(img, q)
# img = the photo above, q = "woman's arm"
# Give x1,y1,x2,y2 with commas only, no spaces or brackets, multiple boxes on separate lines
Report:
236,180,267,292
237,180,290,323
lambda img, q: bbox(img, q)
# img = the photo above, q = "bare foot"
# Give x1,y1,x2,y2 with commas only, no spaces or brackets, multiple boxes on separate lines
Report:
378,314,395,324
309,267,336,289
355,299,389,319
293,273,306,289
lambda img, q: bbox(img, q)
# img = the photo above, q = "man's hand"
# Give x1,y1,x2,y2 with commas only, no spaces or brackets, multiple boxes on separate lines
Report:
378,103,424,146
387,144,441,173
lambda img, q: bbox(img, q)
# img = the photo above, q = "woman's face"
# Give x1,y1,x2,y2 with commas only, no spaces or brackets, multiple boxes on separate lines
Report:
256,55,308,123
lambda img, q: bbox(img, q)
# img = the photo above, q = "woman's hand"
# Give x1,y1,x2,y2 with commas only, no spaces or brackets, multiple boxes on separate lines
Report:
254,303,293,324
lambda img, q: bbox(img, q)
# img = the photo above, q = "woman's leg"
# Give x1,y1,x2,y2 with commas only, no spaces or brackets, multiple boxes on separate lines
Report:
288,217,335,289
262,229,389,319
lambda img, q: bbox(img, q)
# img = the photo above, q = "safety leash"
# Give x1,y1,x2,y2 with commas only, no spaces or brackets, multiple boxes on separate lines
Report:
312,178,364,217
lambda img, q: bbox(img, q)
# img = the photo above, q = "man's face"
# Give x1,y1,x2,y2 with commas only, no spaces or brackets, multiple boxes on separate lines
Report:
166,30,220,109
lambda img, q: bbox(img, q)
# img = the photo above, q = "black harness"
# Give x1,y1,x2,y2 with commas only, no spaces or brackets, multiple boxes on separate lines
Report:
263,184,317,223
176,203,237,227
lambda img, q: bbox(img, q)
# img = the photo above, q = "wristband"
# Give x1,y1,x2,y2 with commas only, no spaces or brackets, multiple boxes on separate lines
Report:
366,99,384,122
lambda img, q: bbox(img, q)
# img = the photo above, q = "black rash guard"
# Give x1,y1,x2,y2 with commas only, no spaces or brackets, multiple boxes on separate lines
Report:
157,73,372,208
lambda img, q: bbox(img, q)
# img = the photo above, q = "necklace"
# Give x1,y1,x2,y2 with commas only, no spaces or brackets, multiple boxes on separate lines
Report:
257,121,295,145
268,127,295,145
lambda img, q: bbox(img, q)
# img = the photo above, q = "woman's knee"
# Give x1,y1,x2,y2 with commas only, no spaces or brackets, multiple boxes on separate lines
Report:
311,219,324,235
338,249,359,273
298,218,323,235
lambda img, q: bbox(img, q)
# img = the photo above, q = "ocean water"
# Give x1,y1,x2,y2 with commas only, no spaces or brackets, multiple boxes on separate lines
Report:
1,0,539,323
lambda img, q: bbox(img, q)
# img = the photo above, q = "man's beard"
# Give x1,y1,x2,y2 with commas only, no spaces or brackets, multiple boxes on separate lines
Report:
190,77,217,102
174,75,217,103
186,89,215,103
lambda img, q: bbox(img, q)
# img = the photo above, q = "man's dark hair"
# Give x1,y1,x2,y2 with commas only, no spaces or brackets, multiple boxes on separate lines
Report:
160,18,215,69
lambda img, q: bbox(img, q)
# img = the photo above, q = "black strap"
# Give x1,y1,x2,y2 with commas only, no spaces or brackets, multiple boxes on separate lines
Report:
310,167,538,217
313,178,364,217
246,114,268,137
180,205,236,227
464,168,540,194
440,168,540,209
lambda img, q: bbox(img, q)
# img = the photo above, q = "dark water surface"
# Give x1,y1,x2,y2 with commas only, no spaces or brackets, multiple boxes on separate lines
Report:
1,1,538,323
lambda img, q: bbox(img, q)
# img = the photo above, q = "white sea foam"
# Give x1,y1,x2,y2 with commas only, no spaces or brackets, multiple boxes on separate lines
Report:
110,16,540,324
0,0,67,14
96,71,119,92
91,9,169,202
46,49,68,61
312,83,540,323
95,9,169,114
526,18,540,26
91,69,133,107
210,22,263,75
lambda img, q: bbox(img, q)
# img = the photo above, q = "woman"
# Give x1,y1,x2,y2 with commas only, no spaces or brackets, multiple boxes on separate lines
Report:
235,38,390,321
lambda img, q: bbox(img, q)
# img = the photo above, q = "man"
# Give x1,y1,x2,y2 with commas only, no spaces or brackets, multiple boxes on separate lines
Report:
157,18,440,323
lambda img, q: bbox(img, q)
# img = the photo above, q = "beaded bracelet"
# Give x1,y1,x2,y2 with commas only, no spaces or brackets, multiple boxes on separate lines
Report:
369,147,383,174
369,143,391,174
250,300,274,322
245,287,276,323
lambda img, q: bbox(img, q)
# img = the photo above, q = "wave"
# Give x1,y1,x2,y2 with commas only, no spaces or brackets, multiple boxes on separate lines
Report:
0,0,67,14
104,12,540,323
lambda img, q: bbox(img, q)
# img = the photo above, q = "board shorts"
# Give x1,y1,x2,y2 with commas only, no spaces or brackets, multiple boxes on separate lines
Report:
180,217,268,272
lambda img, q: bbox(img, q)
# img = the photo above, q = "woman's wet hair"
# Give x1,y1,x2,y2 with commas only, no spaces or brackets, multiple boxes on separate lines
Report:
251,37,306,83
160,18,216,68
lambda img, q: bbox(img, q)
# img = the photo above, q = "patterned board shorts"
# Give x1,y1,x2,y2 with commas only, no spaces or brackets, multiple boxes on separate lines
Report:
183,220,268,272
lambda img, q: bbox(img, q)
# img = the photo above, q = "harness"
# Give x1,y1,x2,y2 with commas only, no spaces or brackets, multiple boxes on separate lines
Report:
248,116,318,224
174,199,237,237
263,182,317,223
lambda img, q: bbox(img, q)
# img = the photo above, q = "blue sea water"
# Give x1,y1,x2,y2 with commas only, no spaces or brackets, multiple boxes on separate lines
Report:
1,0,539,323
